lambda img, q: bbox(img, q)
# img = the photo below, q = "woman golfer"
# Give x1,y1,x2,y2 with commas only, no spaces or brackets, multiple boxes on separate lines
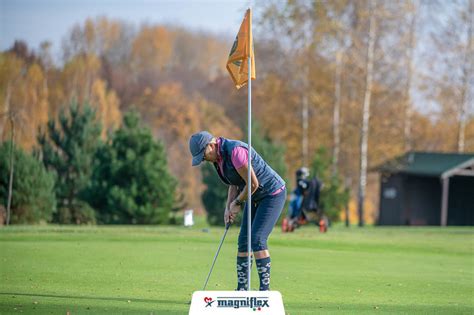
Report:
189,131,286,291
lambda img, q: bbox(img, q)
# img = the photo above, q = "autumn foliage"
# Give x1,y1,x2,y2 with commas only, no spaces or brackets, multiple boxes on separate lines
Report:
1,2,472,224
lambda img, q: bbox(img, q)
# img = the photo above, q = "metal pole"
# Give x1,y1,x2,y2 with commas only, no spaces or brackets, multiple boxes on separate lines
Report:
247,42,252,292
247,7,252,291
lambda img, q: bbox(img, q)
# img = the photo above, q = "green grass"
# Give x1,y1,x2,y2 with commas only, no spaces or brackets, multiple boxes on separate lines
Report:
0,219,473,314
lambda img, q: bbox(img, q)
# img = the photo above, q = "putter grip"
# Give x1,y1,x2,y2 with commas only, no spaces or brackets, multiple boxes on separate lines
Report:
225,222,231,229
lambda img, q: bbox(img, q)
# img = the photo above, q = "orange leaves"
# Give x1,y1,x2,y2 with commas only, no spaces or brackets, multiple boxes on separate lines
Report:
131,26,173,74
197,96,242,140
64,17,126,59
0,53,48,150
61,53,101,103
90,79,121,138
136,83,199,139
131,82,242,210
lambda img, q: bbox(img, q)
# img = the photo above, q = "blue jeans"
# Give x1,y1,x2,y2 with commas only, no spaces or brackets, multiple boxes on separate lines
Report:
238,189,286,252
289,193,303,219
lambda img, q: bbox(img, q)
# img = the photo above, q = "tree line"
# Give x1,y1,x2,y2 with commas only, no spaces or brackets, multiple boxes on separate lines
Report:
1,0,472,225
0,103,176,224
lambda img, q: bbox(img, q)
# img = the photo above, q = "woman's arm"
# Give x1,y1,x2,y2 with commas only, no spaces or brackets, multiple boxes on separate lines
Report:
224,185,239,225
226,185,239,211
234,164,259,203
226,164,259,224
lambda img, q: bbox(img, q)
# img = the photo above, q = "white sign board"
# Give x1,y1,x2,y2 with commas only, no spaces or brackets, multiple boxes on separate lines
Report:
184,209,194,227
189,291,285,315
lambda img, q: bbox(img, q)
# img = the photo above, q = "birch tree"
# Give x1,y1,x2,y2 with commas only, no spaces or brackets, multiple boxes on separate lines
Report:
403,0,418,152
357,0,376,227
333,50,343,175
426,0,473,152
459,0,473,152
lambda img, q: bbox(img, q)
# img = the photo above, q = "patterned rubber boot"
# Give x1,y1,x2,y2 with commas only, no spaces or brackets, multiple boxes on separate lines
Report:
256,257,271,291
236,256,253,291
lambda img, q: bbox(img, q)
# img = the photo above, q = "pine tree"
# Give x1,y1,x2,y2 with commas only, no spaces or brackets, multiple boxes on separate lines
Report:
85,109,177,224
37,101,101,224
0,141,56,224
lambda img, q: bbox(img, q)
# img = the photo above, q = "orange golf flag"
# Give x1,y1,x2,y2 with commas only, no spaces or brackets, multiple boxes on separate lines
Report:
226,9,256,89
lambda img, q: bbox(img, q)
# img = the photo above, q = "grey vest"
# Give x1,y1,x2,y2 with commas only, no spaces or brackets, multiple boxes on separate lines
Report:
213,138,285,202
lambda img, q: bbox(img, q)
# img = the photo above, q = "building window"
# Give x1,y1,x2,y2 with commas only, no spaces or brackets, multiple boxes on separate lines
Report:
384,188,397,199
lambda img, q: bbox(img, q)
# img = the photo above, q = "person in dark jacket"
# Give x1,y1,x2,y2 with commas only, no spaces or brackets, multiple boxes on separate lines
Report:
288,167,310,224
189,131,286,291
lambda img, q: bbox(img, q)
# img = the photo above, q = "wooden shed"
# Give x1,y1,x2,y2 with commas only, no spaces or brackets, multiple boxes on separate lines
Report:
376,152,474,226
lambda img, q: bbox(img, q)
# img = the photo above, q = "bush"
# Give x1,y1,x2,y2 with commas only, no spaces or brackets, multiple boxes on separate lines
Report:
0,141,56,224
56,201,96,225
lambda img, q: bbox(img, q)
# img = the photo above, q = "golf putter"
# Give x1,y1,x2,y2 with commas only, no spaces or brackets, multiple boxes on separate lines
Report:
202,221,231,291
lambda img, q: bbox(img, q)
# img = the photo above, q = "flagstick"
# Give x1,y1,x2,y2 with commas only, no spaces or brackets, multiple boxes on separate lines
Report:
247,8,252,292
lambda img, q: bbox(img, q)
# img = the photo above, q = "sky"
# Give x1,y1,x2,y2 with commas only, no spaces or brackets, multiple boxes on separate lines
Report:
0,0,250,60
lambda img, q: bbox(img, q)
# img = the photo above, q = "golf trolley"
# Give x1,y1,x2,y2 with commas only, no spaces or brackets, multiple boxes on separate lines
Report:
282,168,328,233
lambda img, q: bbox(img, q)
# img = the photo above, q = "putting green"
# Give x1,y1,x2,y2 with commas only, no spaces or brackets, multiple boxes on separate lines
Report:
0,221,472,314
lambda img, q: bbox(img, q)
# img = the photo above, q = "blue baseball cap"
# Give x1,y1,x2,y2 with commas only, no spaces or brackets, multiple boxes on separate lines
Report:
189,131,213,166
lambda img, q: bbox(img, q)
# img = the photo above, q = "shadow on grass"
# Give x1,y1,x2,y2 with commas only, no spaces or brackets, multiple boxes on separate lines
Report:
0,292,190,314
0,291,188,305
285,301,473,314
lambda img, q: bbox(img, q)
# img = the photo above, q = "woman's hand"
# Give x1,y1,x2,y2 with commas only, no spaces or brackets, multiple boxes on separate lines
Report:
224,208,232,225
224,200,242,224
229,200,242,222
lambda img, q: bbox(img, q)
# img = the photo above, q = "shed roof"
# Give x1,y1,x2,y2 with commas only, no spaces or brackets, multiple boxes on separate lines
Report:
375,152,474,177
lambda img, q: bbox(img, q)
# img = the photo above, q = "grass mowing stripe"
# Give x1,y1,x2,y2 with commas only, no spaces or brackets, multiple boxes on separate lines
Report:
0,225,472,314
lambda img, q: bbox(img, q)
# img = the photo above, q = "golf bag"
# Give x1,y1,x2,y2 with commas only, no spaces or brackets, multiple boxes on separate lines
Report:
301,177,321,213
282,172,323,232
